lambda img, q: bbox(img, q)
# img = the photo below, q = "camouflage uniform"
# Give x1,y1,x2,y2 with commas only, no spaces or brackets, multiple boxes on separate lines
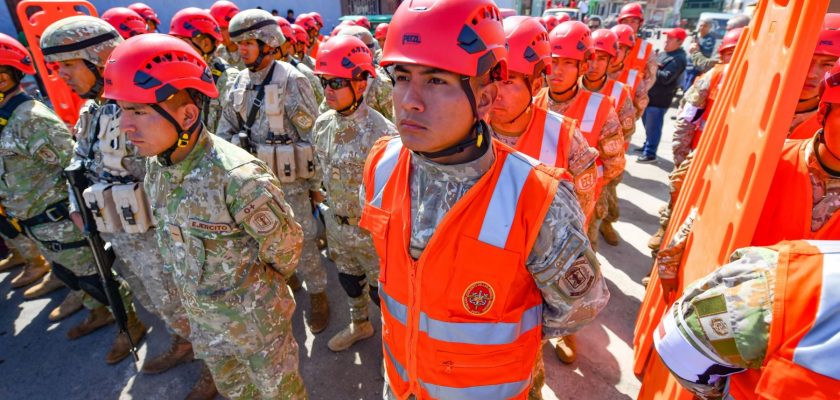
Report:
656,245,779,399
311,103,396,321
145,130,305,399
215,43,246,70
217,58,325,295
0,95,96,289
383,138,610,398
288,58,324,107
672,64,726,167
299,54,316,71
205,57,240,134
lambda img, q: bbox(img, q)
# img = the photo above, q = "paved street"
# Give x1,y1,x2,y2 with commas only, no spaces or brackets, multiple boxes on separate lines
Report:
0,110,679,399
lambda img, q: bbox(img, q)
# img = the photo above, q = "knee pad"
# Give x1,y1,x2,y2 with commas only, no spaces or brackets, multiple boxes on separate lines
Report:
51,262,81,291
77,273,108,305
338,272,366,298
369,285,380,308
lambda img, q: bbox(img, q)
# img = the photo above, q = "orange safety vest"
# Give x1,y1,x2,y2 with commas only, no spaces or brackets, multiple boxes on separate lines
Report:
692,64,728,149
359,136,564,400
593,78,630,113
728,240,840,399
752,139,840,246
615,67,641,98
626,38,653,75
535,88,614,148
789,113,822,140
309,39,321,58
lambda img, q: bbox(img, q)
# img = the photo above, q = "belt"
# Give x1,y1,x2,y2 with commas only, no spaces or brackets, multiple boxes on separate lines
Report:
38,239,88,253
19,200,71,228
334,214,360,226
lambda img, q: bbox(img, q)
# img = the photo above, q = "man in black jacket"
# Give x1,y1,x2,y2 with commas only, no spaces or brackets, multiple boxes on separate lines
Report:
639,28,688,163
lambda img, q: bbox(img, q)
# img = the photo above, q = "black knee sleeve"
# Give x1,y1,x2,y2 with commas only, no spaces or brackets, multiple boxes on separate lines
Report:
338,272,366,298
51,262,80,291
77,273,108,305
369,285,380,308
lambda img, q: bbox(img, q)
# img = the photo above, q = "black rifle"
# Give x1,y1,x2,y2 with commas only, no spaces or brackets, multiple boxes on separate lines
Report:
63,160,138,362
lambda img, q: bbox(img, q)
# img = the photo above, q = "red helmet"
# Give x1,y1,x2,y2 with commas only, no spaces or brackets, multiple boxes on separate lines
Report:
310,12,324,27
102,7,148,39
374,23,389,40
169,7,222,42
617,3,644,23
815,28,840,58
209,1,239,29
292,24,310,46
275,17,295,42
354,16,371,30
549,21,592,61
538,17,548,29
718,27,744,55
825,13,840,30
381,0,507,79
504,16,551,77
0,33,35,74
611,24,635,48
822,60,840,104
315,35,376,79
295,14,318,33
590,29,618,58
556,13,571,24
544,15,559,33
128,3,160,26
103,33,217,103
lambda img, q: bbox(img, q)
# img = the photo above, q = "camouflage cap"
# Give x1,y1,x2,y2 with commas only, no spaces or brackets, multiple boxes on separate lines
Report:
228,9,284,48
338,25,375,47
40,16,123,66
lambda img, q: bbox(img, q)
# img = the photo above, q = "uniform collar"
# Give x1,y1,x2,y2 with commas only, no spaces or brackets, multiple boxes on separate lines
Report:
154,129,211,184
410,138,496,183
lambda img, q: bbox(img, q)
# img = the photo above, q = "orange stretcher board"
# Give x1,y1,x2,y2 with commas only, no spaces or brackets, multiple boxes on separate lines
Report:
633,0,829,399
16,0,98,126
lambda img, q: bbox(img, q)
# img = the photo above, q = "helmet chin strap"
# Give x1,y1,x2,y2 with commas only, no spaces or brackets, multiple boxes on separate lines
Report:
415,76,490,160
80,60,104,99
336,80,365,116
150,103,202,166
246,41,274,71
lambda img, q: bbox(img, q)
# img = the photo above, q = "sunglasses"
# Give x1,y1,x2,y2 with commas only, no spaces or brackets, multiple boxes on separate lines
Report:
320,77,352,90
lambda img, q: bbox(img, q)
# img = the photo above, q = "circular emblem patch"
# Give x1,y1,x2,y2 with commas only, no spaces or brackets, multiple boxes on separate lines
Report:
462,281,495,315
710,317,729,336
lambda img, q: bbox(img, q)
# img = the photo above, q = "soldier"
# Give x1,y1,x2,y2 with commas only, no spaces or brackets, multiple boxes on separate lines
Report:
127,3,160,32
210,0,246,70
374,23,388,56
335,26,394,122
608,24,649,118
276,16,324,107
291,24,316,70
295,14,320,58
311,35,396,352
537,21,626,254
655,241,840,399
217,9,330,334
0,32,123,352
104,33,306,399
42,15,177,367
366,1,608,398
489,16,600,224
615,3,658,106
101,7,148,39
168,7,240,134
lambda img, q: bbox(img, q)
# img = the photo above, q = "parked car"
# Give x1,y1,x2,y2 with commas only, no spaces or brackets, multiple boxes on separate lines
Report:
543,7,581,21
698,12,737,38
338,14,392,32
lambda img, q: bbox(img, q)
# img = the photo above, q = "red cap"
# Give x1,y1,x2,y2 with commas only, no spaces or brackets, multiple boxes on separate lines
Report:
103,33,218,103
381,0,507,79
102,7,148,39
275,17,295,42
815,28,840,58
549,21,591,61
504,16,551,76
617,3,644,22
375,23,389,40
292,24,310,46
611,24,635,48
209,1,239,29
315,35,376,79
169,7,222,42
127,3,160,26
0,33,35,74
665,28,687,41
718,27,743,54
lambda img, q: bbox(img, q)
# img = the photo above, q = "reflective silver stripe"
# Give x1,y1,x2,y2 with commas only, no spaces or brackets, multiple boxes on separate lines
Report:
637,40,648,60
420,377,531,400
793,242,840,380
579,93,603,134
384,342,409,382
381,287,408,325
627,69,639,88
609,82,625,108
419,304,541,345
371,138,403,207
477,153,534,248
539,111,563,165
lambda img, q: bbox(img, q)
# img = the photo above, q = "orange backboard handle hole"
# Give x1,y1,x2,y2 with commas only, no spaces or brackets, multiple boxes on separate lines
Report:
760,73,782,131
738,153,757,204
731,60,749,108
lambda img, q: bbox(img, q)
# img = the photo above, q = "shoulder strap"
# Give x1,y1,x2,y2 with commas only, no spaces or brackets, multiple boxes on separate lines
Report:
238,62,277,135
0,93,33,133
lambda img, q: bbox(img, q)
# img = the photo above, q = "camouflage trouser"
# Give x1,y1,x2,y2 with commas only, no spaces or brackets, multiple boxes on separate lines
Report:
324,211,379,322
2,229,41,262
528,342,546,400
103,230,190,338
602,175,621,224
283,181,327,294
653,151,694,253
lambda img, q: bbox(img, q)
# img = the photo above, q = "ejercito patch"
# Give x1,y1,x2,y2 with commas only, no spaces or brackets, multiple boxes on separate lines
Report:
462,281,495,315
